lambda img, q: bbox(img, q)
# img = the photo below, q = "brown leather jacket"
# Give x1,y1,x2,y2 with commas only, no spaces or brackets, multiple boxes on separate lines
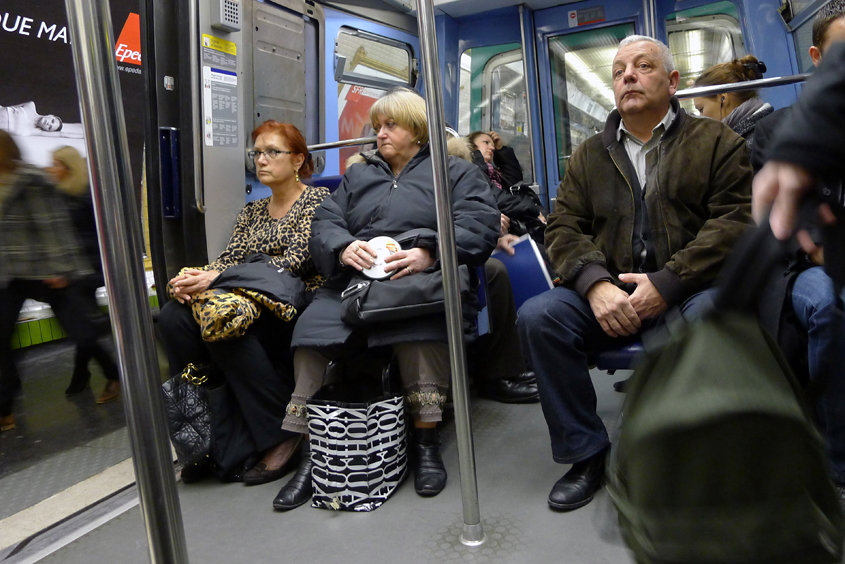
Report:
546,97,754,306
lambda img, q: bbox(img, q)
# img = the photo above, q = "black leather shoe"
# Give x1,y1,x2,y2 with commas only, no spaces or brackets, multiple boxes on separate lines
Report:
514,371,537,384
478,377,540,404
65,367,91,395
548,448,608,511
180,458,213,484
273,447,313,511
244,436,302,486
412,427,447,496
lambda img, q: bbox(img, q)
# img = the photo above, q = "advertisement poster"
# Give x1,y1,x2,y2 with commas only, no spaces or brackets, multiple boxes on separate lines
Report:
337,84,383,174
0,0,145,203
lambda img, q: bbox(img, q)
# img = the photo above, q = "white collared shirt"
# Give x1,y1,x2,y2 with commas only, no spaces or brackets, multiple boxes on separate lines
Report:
616,106,676,192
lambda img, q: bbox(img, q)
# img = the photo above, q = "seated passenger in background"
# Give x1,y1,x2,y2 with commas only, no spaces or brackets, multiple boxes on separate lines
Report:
0,131,119,432
693,55,773,152
469,130,546,237
157,121,329,483
441,130,538,404
751,1,845,497
279,88,499,510
517,35,753,511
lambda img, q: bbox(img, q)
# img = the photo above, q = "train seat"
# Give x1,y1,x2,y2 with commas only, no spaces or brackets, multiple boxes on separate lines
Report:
307,175,344,193
594,340,644,375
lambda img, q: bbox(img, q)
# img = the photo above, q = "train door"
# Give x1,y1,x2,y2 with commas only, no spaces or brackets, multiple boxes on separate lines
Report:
455,8,541,201
322,8,420,178
654,0,800,110
533,2,644,193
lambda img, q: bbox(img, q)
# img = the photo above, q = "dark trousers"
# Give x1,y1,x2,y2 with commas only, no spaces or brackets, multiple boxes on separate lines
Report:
469,258,526,383
157,300,297,452
72,275,110,377
0,279,119,417
517,286,716,464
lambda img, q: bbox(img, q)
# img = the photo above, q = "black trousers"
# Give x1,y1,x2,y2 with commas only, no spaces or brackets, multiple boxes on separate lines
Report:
157,300,297,452
0,279,119,417
468,258,527,383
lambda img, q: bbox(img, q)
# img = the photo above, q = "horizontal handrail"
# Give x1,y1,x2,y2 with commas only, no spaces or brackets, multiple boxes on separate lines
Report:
676,73,811,99
307,137,377,151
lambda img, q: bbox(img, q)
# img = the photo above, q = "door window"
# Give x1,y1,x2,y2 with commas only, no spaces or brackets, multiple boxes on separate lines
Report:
666,2,746,114
547,23,635,180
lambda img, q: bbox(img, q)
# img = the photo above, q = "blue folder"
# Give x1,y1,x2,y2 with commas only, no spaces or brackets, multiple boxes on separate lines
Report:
491,234,554,311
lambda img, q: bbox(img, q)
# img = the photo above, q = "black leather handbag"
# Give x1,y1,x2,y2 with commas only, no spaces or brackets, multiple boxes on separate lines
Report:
161,363,213,466
340,265,470,326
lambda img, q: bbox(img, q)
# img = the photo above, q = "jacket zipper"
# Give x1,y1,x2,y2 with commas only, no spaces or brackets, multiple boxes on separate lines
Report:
654,146,672,254
608,150,636,272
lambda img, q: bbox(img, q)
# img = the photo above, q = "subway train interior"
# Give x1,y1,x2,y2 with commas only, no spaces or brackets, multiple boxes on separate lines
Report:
0,0,836,562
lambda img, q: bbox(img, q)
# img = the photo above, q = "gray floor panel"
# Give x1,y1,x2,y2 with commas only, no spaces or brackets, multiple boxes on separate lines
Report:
0,428,132,520
34,369,635,563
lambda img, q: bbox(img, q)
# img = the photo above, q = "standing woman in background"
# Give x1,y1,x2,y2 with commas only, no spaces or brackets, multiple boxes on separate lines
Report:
693,55,773,151
46,146,120,401
0,131,120,432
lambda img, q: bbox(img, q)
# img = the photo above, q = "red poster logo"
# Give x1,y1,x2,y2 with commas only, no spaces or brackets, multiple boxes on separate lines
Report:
115,13,141,65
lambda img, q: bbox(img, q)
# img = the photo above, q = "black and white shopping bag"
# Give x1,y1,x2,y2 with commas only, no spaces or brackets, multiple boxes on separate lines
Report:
306,360,408,512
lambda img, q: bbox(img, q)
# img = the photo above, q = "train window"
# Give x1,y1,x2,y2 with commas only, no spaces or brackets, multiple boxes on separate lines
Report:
547,23,635,180
334,28,416,173
334,27,416,90
666,2,746,114
458,44,534,184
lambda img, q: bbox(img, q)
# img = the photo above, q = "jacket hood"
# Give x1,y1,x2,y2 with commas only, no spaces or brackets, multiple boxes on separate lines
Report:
602,96,686,148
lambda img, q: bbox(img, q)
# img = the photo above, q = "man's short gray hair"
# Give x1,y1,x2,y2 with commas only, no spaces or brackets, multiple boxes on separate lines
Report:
617,35,675,74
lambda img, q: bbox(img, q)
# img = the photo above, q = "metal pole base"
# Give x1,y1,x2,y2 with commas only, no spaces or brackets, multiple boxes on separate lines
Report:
460,523,487,547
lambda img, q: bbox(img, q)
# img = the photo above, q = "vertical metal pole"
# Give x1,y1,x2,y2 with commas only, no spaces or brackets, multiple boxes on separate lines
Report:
518,6,536,184
64,2,191,563
189,0,206,213
642,0,653,37
415,0,486,547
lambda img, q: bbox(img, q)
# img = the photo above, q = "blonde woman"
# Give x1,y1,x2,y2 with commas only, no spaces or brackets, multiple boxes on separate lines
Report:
46,146,121,402
275,88,500,510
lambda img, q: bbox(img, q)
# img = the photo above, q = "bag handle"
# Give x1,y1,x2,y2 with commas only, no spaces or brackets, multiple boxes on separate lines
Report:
714,219,790,314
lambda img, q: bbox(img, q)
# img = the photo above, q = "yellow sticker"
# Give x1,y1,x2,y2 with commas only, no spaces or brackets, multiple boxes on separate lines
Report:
201,34,237,56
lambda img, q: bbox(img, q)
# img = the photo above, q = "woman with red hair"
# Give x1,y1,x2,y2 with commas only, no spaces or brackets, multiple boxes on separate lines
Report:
158,121,329,484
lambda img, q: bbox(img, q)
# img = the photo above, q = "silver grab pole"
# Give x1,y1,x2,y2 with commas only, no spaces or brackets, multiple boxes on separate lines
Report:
64,2,191,563
307,137,378,151
189,0,206,213
518,6,536,183
415,0,486,547
676,73,810,99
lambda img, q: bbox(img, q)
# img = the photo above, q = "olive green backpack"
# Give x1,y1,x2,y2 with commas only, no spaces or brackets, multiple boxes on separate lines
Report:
607,225,845,564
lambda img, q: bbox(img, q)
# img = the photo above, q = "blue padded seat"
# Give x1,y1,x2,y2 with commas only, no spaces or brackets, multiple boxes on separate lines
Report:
306,175,344,193
595,341,645,374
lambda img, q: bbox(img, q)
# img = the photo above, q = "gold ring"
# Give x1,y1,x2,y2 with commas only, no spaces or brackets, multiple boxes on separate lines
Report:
406,266,413,274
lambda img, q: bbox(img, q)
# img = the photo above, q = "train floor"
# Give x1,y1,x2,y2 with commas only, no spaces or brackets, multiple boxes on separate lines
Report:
1,335,639,563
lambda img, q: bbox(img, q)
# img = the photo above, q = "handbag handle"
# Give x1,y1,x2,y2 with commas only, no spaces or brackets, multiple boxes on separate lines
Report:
714,219,790,314
320,355,401,397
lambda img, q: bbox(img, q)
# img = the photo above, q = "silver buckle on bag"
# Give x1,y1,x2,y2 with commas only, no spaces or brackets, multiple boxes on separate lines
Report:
341,281,370,299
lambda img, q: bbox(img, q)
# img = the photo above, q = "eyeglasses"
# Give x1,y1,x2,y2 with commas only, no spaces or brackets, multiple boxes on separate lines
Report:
248,149,292,161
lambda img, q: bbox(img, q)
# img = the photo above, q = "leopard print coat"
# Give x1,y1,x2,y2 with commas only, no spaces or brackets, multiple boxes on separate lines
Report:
206,186,329,292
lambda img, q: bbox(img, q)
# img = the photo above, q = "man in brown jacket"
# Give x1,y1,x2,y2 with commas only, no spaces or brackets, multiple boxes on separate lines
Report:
517,35,753,512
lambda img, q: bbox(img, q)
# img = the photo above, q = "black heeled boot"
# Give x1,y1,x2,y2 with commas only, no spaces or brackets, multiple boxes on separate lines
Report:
272,442,313,511
412,426,447,497
65,366,91,395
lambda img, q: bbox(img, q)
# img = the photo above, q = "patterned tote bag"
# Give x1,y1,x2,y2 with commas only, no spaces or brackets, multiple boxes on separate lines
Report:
307,359,408,512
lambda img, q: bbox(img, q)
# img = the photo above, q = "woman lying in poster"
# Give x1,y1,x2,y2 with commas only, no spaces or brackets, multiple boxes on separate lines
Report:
0,101,84,138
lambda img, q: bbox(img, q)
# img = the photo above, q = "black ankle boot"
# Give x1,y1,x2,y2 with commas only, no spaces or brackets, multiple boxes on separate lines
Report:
412,426,446,497
65,366,91,395
272,443,313,511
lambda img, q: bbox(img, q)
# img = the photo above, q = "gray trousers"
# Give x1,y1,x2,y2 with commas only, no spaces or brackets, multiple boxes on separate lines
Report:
282,341,450,433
